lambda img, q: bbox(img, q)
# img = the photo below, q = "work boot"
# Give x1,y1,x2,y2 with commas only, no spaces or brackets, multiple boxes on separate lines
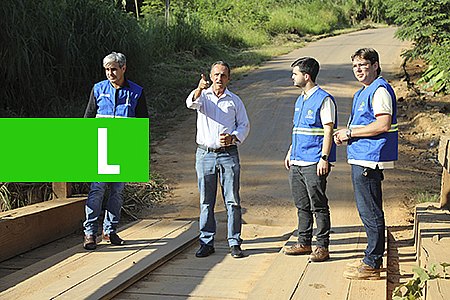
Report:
309,246,330,262
284,244,312,255
343,261,382,280
346,259,364,269
83,235,97,250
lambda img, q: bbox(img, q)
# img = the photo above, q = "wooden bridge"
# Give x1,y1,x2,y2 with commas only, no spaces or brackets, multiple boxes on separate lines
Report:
0,202,448,299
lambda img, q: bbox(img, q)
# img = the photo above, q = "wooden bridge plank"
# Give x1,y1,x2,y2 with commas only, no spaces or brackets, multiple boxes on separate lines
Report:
0,219,197,300
247,234,309,300
291,226,364,300
121,224,292,300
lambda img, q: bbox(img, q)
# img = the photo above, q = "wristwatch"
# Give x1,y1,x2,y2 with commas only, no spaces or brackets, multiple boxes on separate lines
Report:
346,129,352,139
321,154,328,161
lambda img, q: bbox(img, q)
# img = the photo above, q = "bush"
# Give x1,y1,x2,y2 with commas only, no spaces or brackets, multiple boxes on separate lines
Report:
387,0,450,93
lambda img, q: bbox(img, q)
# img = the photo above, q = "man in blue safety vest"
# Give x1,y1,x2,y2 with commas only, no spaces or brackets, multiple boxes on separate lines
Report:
284,57,337,262
334,48,398,280
82,52,148,250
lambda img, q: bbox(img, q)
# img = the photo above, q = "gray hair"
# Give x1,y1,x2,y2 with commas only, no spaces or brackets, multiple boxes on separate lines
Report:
211,60,231,76
103,52,126,68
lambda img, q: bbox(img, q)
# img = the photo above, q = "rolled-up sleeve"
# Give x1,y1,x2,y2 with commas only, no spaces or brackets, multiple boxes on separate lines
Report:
186,90,202,110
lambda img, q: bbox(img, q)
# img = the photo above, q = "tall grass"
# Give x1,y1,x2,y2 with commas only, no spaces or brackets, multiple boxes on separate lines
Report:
1,0,386,119
1,0,149,117
266,2,347,36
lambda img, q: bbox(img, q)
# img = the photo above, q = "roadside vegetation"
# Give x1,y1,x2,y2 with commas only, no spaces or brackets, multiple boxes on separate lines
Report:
1,0,448,212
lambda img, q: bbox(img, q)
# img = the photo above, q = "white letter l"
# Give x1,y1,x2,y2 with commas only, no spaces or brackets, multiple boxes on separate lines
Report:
98,128,120,174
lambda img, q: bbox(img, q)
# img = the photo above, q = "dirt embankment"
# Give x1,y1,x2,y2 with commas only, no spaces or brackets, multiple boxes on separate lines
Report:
388,59,449,217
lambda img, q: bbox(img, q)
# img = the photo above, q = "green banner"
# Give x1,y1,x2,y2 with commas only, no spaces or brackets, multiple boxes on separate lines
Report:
0,118,149,182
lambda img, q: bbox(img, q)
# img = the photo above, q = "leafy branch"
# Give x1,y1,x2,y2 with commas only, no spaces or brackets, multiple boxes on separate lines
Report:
392,262,450,300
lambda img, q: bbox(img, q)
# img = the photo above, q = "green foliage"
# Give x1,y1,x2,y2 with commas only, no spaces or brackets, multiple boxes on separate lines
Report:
413,190,440,204
392,263,449,300
1,0,149,117
386,0,450,93
265,3,347,36
1,0,392,118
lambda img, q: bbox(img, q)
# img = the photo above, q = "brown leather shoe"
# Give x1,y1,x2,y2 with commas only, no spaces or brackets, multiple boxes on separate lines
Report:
343,261,381,280
83,235,97,250
284,244,312,255
309,246,329,262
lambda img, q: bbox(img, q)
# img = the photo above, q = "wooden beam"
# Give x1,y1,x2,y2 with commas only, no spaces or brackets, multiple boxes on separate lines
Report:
0,219,198,299
52,182,72,198
438,136,450,209
0,197,85,262
441,169,450,210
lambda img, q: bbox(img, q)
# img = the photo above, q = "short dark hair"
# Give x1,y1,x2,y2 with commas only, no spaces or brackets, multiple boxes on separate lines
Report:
291,57,320,82
211,60,231,76
351,48,381,76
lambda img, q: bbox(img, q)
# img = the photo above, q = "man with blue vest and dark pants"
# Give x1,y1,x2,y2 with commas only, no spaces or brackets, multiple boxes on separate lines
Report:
83,52,148,250
334,48,398,280
284,57,337,262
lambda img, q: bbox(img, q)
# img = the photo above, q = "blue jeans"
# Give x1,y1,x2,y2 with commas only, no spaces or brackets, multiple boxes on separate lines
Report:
195,147,242,247
351,164,385,269
83,182,126,236
289,164,331,248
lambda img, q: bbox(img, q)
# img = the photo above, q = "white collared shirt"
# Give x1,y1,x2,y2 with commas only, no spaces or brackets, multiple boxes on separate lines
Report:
186,87,250,148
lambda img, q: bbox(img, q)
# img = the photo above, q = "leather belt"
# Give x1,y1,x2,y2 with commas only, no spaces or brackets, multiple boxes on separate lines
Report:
197,144,237,153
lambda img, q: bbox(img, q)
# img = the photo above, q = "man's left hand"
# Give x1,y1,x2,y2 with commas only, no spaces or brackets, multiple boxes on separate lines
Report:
317,159,329,176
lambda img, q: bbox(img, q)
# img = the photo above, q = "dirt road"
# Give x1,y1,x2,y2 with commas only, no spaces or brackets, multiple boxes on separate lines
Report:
149,27,412,230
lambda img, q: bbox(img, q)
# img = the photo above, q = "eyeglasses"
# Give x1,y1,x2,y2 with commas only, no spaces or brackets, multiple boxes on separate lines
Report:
352,62,371,70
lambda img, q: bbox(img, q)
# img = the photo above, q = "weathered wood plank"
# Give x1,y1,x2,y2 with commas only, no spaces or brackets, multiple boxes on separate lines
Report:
291,226,363,300
0,197,85,262
347,228,387,300
52,182,72,198
115,293,232,300
120,274,249,299
0,219,150,291
121,224,292,300
413,202,450,300
440,169,450,209
0,219,197,300
247,234,309,300
438,136,450,208
59,221,199,300
427,278,450,300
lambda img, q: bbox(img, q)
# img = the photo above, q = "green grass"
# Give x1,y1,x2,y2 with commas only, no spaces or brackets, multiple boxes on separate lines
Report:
413,190,440,204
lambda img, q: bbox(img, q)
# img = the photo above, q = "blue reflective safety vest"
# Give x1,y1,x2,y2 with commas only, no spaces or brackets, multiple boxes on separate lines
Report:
93,79,143,118
347,77,398,162
290,88,338,163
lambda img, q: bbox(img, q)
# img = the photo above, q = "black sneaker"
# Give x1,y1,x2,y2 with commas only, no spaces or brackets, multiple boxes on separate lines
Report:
195,245,215,258
230,245,245,258
103,232,125,245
